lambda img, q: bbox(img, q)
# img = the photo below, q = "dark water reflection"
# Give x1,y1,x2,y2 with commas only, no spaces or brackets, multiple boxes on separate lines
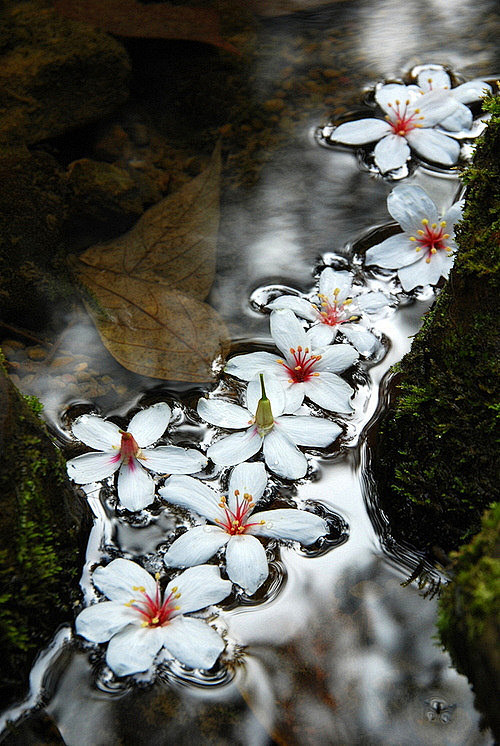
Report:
2,0,499,743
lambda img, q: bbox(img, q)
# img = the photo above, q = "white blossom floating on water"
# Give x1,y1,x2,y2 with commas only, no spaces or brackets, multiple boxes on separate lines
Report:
364,185,464,292
75,559,231,677
198,373,342,480
267,267,388,356
66,403,207,511
160,462,328,595
225,309,357,413
412,64,492,133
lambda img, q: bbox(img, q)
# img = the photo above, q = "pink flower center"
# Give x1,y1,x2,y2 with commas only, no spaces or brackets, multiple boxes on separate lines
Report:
386,98,423,137
111,431,141,468
276,346,322,384
315,290,353,327
215,490,265,536
125,578,180,628
410,219,453,264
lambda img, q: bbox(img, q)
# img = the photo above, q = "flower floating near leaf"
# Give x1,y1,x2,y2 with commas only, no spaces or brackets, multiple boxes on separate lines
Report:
413,64,492,133
67,402,207,511
161,462,328,595
327,83,462,173
225,309,358,413
365,184,464,291
267,267,389,355
198,374,342,480
75,559,231,677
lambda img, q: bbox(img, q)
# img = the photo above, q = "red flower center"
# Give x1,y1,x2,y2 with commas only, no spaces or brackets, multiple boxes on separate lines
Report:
111,431,141,467
276,346,322,384
386,98,423,137
316,291,352,327
215,490,265,536
410,219,453,263
126,578,179,627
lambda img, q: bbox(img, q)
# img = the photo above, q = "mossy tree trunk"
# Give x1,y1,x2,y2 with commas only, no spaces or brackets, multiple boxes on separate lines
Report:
372,96,500,554
0,357,91,706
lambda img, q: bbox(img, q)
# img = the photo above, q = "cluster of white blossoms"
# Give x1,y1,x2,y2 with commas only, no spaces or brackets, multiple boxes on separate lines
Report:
66,64,483,681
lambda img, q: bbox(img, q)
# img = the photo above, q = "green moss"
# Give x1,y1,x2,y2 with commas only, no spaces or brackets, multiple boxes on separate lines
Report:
0,364,89,703
373,95,500,552
437,504,500,738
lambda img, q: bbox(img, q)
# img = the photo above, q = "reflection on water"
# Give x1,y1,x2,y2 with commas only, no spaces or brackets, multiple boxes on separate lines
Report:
2,0,499,743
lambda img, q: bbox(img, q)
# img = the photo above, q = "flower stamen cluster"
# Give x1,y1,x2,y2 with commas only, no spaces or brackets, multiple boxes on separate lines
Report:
125,576,181,628
276,346,322,383
409,218,452,263
215,490,266,535
386,99,424,136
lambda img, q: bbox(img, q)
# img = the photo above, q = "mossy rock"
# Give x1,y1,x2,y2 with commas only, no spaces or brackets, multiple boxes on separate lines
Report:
0,0,130,146
372,95,500,553
438,503,500,739
0,358,91,705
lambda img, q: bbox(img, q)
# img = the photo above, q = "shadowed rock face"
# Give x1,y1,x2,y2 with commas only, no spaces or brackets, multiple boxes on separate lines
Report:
0,361,91,706
372,96,500,555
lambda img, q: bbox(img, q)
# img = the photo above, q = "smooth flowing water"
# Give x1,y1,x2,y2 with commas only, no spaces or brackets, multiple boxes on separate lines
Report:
1,1,499,744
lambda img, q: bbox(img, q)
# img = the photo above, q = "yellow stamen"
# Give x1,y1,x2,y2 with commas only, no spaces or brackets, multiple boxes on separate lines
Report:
409,236,416,241
425,257,431,264
431,248,437,254
171,586,178,593
421,218,429,225
124,600,135,607
132,585,145,592
155,572,161,581
141,621,149,627
440,221,447,227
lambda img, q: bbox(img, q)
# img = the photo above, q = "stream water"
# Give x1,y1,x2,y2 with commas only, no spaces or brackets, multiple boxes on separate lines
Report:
1,0,499,744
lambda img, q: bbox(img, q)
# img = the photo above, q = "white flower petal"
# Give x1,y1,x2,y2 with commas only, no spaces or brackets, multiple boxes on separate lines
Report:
228,462,268,509
166,564,232,614
282,381,306,413
375,83,418,114
340,324,379,356
71,415,121,450
406,128,460,165
162,616,225,669
275,415,341,447
140,446,206,475
306,323,336,348
398,250,453,291
106,625,165,676
318,268,353,300
314,343,358,373
92,558,157,602
197,398,252,429
225,351,281,382
357,290,389,314
417,88,459,127
374,134,410,173
246,373,286,417
267,295,317,321
208,428,262,466
417,67,451,92
127,403,171,447
439,105,473,132
365,234,420,269
75,601,137,643
249,508,328,544
387,184,439,232
159,475,222,522
164,525,230,568
452,79,492,104
332,118,391,144
117,460,155,511
262,428,307,479
67,451,121,484
303,372,354,413
270,309,308,358
443,200,464,232
225,534,269,595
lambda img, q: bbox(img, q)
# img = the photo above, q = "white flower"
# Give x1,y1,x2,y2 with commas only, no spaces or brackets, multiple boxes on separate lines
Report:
67,403,207,511
414,65,492,132
330,82,461,173
225,309,357,413
75,559,231,676
365,184,464,291
267,267,389,355
160,462,328,595
197,374,342,480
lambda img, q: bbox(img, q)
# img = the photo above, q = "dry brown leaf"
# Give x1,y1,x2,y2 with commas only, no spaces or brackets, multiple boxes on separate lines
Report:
77,142,221,301
78,270,229,382
54,0,239,54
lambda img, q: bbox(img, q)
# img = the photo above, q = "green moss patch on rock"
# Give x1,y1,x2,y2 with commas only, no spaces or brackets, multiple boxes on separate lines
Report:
0,357,90,705
437,503,500,739
372,95,500,553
